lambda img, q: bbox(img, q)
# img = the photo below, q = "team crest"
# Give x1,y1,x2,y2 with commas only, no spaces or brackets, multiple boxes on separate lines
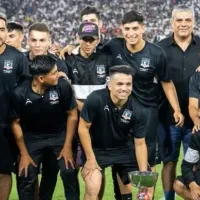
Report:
122,109,132,120
96,65,106,78
141,58,150,68
49,90,59,105
3,60,13,73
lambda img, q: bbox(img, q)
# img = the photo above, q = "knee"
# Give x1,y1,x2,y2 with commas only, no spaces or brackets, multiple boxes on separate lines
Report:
60,168,77,178
173,179,185,195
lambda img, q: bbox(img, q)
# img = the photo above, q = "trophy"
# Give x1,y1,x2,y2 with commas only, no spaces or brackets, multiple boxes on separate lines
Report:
128,171,159,200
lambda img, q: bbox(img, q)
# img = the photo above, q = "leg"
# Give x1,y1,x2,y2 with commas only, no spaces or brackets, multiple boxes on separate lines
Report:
82,167,102,200
17,163,39,200
0,128,15,200
0,174,12,200
58,157,80,200
159,124,181,200
98,174,106,200
116,174,132,200
112,166,122,200
39,149,59,200
173,179,192,200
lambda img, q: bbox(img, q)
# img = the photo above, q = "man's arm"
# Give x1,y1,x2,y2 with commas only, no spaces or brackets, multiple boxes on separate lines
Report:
58,108,78,169
156,48,184,126
189,98,200,133
78,117,95,161
161,80,184,127
134,137,147,171
189,72,200,133
77,100,84,112
11,119,36,177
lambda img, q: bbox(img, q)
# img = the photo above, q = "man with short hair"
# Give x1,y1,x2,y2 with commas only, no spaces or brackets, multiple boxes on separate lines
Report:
6,21,25,52
25,22,70,199
79,65,149,200
103,10,184,198
10,55,79,200
0,13,29,200
157,5,200,200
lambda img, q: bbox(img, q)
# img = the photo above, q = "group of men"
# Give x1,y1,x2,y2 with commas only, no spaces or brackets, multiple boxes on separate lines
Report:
0,3,200,200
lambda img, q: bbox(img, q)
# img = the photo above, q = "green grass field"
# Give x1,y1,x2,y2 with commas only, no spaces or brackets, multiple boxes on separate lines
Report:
9,152,184,200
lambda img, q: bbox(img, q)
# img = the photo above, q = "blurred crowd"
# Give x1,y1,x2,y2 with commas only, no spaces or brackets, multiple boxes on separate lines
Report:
0,0,200,47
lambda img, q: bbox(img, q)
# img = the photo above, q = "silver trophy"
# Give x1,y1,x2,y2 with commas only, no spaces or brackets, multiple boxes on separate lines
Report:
128,171,159,200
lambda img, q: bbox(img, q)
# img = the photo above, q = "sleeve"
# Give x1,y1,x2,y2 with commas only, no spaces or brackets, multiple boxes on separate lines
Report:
155,48,172,82
57,59,68,76
129,103,147,138
80,92,98,123
101,38,114,54
9,89,24,120
59,78,77,111
64,55,74,81
182,133,200,185
17,53,30,82
189,72,200,99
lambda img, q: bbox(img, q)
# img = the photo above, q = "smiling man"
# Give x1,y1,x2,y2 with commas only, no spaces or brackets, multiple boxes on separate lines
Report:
157,5,200,200
103,10,184,199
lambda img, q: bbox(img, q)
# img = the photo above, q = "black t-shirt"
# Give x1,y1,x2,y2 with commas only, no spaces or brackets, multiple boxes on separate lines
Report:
189,71,200,99
103,38,171,107
0,45,29,126
65,48,111,101
10,77,77,134
158,35,200,126
182,132,200,185
24,51,68,75
80,88,147,149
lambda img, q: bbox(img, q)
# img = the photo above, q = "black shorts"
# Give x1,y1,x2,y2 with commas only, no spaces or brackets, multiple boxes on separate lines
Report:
83,142,139,185
177,170,200,188
143,107,159,167
0,126,16,174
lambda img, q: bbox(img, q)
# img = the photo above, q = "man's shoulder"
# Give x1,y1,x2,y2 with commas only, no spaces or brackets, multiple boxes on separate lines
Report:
157,36,172,48
5,45,25,58
12,77,31,97
88,88,108,101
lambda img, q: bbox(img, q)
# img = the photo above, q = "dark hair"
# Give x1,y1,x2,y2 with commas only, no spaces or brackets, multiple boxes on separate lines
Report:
30,55,57,76
80,6,101,20
122,10,144,25
28,22,50,34
7,21,24,33
109,65,135,77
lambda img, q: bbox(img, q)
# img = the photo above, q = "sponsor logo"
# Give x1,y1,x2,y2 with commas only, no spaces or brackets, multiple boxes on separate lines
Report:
49,90,59,105
3,60,13,73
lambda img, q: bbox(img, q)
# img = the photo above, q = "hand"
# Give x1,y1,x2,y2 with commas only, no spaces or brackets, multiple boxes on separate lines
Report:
57,146,75,169
192,119,200,134
59,45,76,59
196,66,200,72
189,182,200,200
82,158,102,180
173,110,184,127
49,43,60,55
19,154,37,177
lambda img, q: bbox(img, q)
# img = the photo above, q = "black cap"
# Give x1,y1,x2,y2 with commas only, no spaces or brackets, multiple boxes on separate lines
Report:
78,22,99,39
